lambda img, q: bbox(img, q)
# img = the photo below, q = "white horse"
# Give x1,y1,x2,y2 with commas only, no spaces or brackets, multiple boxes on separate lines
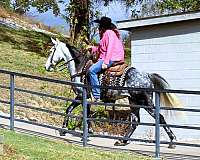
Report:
45,38,183,147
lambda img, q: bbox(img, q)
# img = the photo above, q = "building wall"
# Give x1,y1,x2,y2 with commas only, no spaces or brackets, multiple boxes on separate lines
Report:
130,20,200,140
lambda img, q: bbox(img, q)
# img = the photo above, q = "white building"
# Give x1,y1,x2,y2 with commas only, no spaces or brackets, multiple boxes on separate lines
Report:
117,11,200,140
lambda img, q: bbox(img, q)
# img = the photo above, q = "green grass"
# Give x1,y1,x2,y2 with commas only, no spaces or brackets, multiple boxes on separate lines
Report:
0,42,45,74
0,129,151,160
0,24,68,78
0,24,68,57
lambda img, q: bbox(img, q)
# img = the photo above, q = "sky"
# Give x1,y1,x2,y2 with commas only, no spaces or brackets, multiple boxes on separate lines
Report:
28,1,132,33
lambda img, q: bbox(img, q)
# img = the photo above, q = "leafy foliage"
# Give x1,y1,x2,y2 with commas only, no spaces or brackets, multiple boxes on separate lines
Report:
31,0,60,15
158,0,200,13
65,0,89,45
0,0,60,15
129,0,200,18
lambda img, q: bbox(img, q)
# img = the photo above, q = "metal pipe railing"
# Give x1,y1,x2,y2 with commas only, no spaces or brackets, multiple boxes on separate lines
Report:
0,69,199,159
155,92,160,159
9,74,15,130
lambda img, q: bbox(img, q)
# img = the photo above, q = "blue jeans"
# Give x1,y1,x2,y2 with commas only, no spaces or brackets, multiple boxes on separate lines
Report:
88,59,113,99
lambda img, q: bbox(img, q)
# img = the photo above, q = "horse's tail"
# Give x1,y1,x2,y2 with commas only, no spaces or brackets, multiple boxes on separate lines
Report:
150,73,183,109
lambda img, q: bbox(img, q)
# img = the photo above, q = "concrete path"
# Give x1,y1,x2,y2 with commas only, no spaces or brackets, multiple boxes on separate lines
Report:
0,117,200,160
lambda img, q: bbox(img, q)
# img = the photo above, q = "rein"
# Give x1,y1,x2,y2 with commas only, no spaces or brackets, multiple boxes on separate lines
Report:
50,47,56,64
57,54,82,71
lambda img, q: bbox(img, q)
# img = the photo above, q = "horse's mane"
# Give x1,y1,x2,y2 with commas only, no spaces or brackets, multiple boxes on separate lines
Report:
65,43,89,72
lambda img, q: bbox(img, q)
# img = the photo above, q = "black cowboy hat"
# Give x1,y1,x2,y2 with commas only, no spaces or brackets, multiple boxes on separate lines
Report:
93,16,116,30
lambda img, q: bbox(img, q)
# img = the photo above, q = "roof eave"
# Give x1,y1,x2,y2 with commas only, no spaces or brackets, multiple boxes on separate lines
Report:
116,11,200,30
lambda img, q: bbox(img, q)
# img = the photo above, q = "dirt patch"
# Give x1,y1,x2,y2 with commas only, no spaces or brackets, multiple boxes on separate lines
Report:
3,144,16,156
91,109,131,136
0,144,27,160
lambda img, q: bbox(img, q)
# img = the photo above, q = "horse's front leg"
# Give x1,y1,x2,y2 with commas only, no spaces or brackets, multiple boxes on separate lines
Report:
62,101,81,128
60,97,81,136
60,97,92,136
87,103,93,134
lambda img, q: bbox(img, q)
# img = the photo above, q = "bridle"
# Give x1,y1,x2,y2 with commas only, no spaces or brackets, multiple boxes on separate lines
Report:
50,44,86,79
50,46,56,64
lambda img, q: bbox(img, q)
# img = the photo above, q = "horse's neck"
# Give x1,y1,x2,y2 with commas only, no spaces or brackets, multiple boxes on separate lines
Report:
61,46,81,84
63,45,89,82
76,55,89,73
66,45,87,72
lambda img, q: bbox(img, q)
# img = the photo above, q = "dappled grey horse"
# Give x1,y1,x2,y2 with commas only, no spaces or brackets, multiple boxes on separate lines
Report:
45,38,183,148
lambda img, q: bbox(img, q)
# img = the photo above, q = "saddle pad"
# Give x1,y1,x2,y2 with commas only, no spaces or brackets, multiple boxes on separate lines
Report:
100,66,131,87
107,63,128,76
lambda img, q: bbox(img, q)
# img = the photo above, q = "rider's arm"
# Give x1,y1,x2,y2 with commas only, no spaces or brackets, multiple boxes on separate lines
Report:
102,30,114,65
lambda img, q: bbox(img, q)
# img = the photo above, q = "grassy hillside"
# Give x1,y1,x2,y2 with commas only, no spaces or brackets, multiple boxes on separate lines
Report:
0,24,67,76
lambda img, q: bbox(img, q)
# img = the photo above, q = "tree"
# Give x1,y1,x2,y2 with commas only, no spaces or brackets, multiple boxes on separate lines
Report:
64,0,91,45
13,0,31,15
64,0,113,46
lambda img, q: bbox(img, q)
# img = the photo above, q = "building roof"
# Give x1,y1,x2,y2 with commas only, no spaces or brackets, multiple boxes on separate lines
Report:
116,11,200,31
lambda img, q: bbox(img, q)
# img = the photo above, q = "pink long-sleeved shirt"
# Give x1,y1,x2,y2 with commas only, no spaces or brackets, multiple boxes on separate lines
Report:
91,30,124,65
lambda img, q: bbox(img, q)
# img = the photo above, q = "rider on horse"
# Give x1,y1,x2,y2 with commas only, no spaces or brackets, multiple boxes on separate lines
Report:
86,16,125,102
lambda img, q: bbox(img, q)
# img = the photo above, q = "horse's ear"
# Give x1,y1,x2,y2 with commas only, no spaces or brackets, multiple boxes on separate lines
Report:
51,38,57,45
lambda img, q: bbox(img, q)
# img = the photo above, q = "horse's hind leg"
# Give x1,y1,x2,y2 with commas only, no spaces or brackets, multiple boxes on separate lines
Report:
114,98,140,146
144,93,176,148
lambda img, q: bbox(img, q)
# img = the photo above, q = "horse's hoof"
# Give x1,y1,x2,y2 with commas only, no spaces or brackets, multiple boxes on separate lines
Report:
81,137,90,142
168,143,176,149
88,129,94,135
81,130,93,136
114,140,129,146
59,129,67,136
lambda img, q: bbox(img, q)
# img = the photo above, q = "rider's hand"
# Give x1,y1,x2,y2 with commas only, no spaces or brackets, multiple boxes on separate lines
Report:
86,45,92,52
102,63,108,69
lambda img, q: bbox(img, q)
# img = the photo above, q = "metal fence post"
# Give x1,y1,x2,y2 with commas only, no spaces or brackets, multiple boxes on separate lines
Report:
82,87,88,147
10,74,15,130
155,92,161,159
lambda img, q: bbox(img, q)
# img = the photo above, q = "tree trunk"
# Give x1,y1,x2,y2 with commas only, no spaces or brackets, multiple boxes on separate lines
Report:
70,0,90,44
